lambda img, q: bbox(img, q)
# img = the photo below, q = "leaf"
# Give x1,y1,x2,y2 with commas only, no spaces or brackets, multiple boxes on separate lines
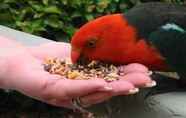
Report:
86,5,96,12
31,20,45,30
0,0,141,41
71,11,82,18
0,12,13,21
42,0,49,5
113,0,120,2
32,4,44,12
60,0,68,5
3,0,17,3
44,15,64,28
64,25,77,37
0,3,9,9
34,13,44,18
43,6,61,14
97,0,109,9
85,14,94,21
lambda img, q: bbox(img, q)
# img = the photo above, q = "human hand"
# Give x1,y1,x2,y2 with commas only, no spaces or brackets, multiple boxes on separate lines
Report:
0,42,115,109
28,42,155,107
0,33,156,108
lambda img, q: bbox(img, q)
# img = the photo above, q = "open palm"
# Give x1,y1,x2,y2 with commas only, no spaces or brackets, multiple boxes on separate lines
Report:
28,42,155,107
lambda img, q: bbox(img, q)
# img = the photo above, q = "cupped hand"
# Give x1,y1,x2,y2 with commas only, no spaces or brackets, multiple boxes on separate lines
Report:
1,42,113,109
28,42,155,107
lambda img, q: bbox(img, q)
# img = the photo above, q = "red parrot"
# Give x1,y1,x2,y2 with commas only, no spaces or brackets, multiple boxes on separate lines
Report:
70,2,186,81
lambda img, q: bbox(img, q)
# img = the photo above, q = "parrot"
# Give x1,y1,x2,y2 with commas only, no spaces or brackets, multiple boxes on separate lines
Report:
70,2,186,86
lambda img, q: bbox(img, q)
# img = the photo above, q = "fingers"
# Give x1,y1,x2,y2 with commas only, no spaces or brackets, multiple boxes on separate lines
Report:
13,58,154,109
119,63,156,88
75,66,153,108
63,80,137,108
108,80,137,95
39,76,114,109
62,79,113,97
121,63,149,74
120,73,155,88
40,77,113,101
46,82,135,108
12,69,113,108
34,63,154,108
23,70,112,101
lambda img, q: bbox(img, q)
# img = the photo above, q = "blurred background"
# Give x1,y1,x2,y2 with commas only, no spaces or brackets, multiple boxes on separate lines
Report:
0,0,185,42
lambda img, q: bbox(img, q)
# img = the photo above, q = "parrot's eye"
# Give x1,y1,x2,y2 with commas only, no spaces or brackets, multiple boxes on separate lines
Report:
86,38,98,48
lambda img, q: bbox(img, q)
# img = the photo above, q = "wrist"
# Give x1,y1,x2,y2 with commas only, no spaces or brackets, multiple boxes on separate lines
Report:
0,47,26,89
0,36,22,48
0,46,30,90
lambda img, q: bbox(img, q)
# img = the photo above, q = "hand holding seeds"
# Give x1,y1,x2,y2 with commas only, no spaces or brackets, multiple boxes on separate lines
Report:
0,39,155,109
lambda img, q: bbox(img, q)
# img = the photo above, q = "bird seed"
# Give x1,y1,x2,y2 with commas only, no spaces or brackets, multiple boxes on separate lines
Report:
43,58,125,82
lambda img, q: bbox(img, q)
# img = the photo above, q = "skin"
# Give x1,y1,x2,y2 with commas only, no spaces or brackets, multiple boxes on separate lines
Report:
71,14,167,70
0,36,154,109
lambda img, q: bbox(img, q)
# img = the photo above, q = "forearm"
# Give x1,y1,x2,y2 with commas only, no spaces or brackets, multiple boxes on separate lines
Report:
0,36,23,48
0,47,26,89
0,36,24,89
0,47,12,89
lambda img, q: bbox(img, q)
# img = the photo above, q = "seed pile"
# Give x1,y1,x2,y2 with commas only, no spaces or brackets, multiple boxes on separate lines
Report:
44,58,125,82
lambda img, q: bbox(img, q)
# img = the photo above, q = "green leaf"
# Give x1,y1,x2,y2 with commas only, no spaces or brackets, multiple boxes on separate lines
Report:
0,12,12,21
113,0,120,2
32,4,44,12
43,6,61,14
97,0,109,9
64,25,77,37
31,20,45,30
86,5,96,12
3,0,17,3
44,15,64,28
42,0,49,5
71,11,82,18
60,0,68,5
85,14,94,21
0,3,9,9
0,0,140,41
34,13,44,18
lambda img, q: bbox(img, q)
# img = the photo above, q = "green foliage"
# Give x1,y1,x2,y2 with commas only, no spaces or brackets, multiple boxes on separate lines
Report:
0,0,184,41
0,0,137,41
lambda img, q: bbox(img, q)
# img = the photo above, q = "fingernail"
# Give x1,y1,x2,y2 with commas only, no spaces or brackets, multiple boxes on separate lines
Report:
144,80,156,88
103,86,113,91
128,88,139,94
148,71,153,75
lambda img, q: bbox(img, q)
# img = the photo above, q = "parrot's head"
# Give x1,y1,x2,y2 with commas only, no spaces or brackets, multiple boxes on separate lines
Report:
70,14,166,69
71,14,136,64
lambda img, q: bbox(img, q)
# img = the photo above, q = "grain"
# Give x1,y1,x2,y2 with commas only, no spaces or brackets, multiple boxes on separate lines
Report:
43,58,125,82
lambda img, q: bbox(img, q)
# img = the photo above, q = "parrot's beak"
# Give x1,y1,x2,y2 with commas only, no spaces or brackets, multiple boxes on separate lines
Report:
71,46,90,64
71,50,80,63
71,47,81,63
